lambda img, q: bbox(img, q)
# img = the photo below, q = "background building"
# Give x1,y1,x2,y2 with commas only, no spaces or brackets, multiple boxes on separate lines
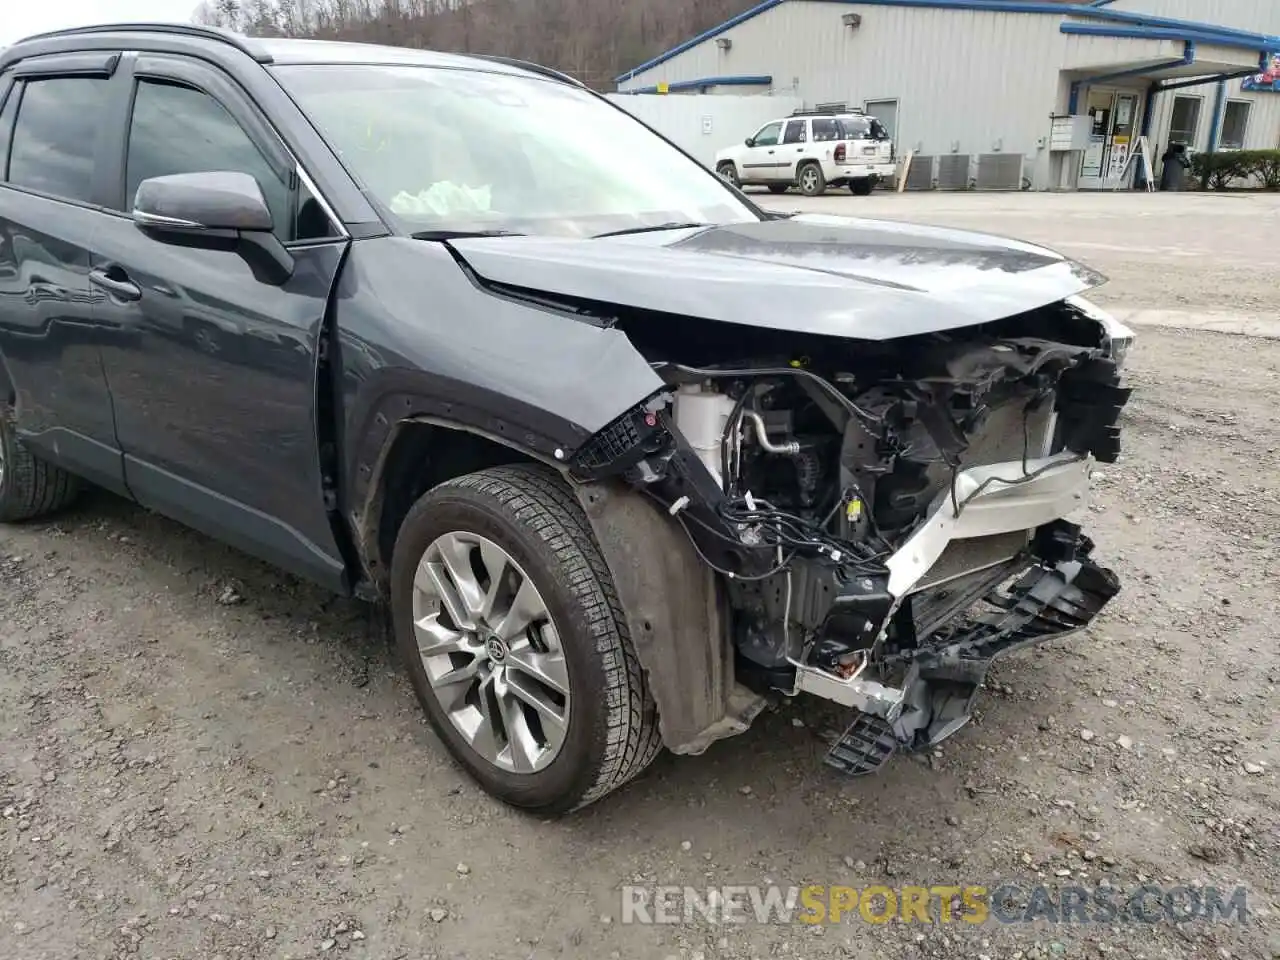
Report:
612,0,1280,190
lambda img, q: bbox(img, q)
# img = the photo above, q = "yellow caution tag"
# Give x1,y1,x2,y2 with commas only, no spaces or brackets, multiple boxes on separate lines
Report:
657,82,669,94
845,498,863,520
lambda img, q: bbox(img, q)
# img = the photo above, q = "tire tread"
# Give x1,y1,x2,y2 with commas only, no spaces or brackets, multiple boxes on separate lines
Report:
429,464,662,810
0,406,81,523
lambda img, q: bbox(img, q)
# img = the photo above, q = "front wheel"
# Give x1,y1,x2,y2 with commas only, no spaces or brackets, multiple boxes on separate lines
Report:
716,162,740,188
0,403,81,522
389,464,662,815
797,162,827,197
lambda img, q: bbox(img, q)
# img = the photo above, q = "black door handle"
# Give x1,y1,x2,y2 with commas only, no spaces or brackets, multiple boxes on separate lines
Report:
89,269,142,302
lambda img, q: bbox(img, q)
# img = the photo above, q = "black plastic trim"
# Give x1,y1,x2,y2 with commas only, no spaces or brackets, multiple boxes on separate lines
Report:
12,51,121,78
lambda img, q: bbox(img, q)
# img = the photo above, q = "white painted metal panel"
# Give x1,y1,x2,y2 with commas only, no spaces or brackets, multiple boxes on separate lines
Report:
1059,34,1183,70
1149,76,1280,156
615,0,1280,189
620,2,1068,182
1104,0,1280,34
1192,43,1267,72
606,93,804,169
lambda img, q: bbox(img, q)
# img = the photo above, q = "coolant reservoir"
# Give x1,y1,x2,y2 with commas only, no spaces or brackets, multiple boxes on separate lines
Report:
673,383,737,484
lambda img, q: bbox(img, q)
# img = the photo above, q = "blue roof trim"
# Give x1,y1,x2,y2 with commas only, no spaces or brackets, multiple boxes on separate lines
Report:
849,1,1278,44
616,0,1280,83
622,74,774,95
1060,21,1273,53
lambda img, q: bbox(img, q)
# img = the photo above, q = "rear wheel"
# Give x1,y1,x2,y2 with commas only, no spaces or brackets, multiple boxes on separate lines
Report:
797,162,826,197
767,184,789,195
0,403,81,522
850,178,874,196
389,464,662,814
716,162,740,188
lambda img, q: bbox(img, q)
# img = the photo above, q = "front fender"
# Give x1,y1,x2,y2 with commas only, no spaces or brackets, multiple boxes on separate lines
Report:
572,479,767,754
334,236,665,494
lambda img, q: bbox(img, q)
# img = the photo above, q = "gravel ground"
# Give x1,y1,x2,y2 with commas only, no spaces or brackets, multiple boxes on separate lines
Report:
2,192,1278,960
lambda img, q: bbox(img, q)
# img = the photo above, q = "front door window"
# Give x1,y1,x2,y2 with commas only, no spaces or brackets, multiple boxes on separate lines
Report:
751,122,781,148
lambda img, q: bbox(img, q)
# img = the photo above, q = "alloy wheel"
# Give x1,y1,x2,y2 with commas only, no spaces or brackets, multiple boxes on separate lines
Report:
800,167,819,193
411,531,570,774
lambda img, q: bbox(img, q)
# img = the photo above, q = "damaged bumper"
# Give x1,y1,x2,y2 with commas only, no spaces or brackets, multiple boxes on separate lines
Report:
791,451,1114,722
820,544,1119,776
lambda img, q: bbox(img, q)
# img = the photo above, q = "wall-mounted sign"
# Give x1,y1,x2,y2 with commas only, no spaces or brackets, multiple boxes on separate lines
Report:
1081,135,1105,177
1107,136,1130,181
1050,115,1091,151
1243,53,1280,92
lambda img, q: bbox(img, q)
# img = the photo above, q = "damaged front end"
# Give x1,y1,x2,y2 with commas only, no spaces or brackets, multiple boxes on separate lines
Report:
565,297,1131,775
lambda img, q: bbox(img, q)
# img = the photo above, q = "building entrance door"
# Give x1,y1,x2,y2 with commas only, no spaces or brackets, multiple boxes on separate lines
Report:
1078,88,1141,189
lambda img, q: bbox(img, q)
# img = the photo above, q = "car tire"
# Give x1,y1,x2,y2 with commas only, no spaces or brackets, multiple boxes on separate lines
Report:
389,463,662,815
797,162,826,197
767,184,789,195
850,179,874,196
0,403,82,523
716,162,740,188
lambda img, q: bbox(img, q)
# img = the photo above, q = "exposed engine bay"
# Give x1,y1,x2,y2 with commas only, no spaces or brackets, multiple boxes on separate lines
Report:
567,296,1131,775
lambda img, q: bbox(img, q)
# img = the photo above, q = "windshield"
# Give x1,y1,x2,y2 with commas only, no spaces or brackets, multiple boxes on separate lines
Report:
272,64,760,237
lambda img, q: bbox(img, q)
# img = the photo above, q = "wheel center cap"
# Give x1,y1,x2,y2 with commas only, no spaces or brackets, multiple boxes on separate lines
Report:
485,635,508,663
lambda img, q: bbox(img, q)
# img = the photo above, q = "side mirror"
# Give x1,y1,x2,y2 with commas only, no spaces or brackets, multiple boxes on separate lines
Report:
133,171,274,233
745,137,755,147
133,171,293,283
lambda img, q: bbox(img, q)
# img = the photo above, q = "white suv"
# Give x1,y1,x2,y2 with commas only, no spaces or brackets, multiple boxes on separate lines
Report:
715,110,895,197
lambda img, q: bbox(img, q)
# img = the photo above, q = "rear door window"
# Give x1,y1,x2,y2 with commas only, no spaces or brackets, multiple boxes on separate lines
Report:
811,118,840,142
7,77,112,204
782,119,807,144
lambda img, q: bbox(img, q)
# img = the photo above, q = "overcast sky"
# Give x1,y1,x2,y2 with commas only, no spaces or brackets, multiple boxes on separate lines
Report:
1,1,201,48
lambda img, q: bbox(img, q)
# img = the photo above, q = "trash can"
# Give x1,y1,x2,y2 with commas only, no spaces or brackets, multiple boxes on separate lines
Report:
1159,143,1191,191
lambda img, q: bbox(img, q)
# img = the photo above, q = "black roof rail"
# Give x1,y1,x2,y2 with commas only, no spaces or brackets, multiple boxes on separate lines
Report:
791,105,864,117
471,54,583,86
11,23,274,63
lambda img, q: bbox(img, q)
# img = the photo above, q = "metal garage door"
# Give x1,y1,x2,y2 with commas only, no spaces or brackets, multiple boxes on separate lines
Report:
864,98,898,141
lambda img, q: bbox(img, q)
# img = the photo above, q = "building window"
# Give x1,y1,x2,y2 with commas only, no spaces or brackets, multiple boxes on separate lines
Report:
1220,100,1251,150
1168,95,1201,149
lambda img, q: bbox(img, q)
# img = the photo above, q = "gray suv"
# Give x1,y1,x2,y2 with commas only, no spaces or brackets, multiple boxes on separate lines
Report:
0,24,1132,813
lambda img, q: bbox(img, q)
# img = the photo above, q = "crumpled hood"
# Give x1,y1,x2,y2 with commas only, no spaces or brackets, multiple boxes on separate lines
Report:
447,213,1106,340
